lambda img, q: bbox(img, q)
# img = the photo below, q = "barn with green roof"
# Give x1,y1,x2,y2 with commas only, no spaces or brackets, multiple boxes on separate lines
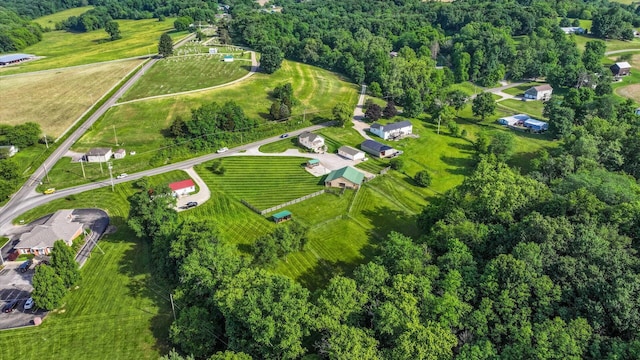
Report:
324,166,365,189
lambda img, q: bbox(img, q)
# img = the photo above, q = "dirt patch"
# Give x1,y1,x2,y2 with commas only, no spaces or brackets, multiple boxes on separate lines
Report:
615,83,640,101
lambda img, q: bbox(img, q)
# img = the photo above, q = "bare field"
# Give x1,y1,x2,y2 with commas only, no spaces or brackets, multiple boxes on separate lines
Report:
615,83,640,102
0,59,143,137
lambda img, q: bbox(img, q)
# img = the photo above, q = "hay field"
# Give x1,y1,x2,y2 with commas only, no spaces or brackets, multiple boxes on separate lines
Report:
0,59,143,137
32,6,94,28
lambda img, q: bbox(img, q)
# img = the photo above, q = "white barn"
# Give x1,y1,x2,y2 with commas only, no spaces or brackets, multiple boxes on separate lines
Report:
338,145,365,161
369,121,413,140
85,148,113,163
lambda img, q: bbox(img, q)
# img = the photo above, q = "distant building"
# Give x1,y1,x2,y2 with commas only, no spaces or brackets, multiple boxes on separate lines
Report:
298,131,325,152
0,145,18,158
611,62,631,77
169,179,196,197
560,27,584,35
0,53,35,66
272,210,292,224
209,48,218,54
524,84,553,101
360,139,395,158
324,166,365,190
306,159,320,168
524,119,549,132
497,114,529,126
338,146,365,161
85,148,113,163
369,121,413,140
113,149,126,159
16,210,84,256
223,55,234,62
389,51,399,57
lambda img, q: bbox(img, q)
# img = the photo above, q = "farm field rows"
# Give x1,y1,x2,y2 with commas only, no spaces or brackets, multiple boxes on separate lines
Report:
0,59,143,137
120,48,252,101
0,18,185,75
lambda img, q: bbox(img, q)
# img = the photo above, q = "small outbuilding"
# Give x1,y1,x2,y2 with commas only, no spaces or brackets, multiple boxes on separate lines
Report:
272,210,292,224
307,159,320,168
524,84,553,101
223,55,234,62
0,145,18,158
523,119,548,132
361,139,395,158
169,179,196,197
338,145,365,161
611,62,631,77
324,166,365,190
85,148,113,163
113,149,126,159
560,27,584,35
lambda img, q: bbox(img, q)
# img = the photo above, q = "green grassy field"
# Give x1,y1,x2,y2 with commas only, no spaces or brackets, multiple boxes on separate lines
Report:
502,82,544,96
258,137,304,153
574,34,640,52
120,51,252,101
0,19,186,74
0,59,143,137
498,99,546,119
201,157,323,210
32,6,94,28
0,171,191,360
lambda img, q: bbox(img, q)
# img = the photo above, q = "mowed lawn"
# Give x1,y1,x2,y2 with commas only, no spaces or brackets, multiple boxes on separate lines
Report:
0,171,191,360
32,6,94,28
0,59,143,137
201,156,324,210
0,18,185,74
611,53,640,102
498,99,546,119
120,52,251,101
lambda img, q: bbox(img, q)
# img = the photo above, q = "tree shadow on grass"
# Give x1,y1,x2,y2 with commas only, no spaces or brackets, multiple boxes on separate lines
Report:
358,206,420,240
440,155,475,176
296,258,364,291
447,142,475,154
240,65,252,72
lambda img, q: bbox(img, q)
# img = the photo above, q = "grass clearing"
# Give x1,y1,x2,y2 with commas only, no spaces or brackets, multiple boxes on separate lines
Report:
611,53,640,102
501,82,544,96
0,19,186,74
0,59,143,137
32,6,94,28
574,34,640,52
120,52,251,101
498,99,546,119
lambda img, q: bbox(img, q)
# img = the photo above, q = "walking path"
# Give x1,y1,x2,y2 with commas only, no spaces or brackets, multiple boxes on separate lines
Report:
351,84,373,140
115,51,259,106
176,167,211,211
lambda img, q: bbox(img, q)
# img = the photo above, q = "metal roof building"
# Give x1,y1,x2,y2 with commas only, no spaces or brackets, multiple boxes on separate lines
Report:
0,53,35,65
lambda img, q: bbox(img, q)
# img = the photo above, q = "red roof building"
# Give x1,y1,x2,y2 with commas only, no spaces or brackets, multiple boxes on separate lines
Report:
169,179,196,196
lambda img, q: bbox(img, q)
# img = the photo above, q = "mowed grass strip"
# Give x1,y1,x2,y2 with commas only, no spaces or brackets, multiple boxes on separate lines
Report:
0,59,143,137
202,157,323,209
32,6,94,28
120,54,251,101
0,18,185,74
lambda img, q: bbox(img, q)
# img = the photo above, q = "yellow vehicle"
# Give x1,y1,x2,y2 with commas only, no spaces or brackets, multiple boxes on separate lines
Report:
44,188,56,195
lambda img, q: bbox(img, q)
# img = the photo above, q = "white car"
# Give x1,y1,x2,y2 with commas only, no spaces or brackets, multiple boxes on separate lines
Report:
116,173,128,179
217,147,229,153
24,297,34,310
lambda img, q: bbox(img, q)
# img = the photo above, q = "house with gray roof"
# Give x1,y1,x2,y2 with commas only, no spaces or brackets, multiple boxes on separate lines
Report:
298,131,326,152
360,139,395,158
16,210,84,256
85,147,113,163
369,121,413,140
338,145,365,161
324,166,365,189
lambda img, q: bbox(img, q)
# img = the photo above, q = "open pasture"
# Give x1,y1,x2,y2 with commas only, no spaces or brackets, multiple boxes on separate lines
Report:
32,6,94,28
0,59,143,137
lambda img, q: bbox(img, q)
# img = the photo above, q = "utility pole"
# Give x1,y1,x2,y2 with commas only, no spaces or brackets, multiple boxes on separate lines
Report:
99,160,104,175
43,161,51,183
80,159,86,179
437,115,441,135
43,134,49,149
170,293,177,322
107,162,114,192
113,125,119,146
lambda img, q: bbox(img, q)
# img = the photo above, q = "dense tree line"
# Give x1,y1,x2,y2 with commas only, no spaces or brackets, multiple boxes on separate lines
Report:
0,7,43,52
0,0,85,19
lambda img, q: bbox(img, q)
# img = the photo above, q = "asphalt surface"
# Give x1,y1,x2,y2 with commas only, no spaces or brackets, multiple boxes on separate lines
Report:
0,262,46,330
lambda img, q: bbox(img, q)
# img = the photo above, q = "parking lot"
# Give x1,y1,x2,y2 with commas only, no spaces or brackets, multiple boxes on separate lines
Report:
0,261,46,330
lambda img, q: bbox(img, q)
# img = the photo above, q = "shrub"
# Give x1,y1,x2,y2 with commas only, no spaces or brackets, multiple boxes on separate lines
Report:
389,158,404,171
414,170,431,187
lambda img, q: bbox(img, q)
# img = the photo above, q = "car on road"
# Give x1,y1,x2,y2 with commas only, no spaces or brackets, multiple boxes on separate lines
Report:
23,297,34,310
116,173,128,179
44,188,56,194
280,133,289,138
217,147,229,153
2,300,19,313
185,201,198,209
18,259,32,273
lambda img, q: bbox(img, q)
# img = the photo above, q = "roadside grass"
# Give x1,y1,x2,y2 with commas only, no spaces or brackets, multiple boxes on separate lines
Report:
318,125,368,149
0,172,190,359
198,157,324,210
32,6,94,28
120,53,251,101
258,137,302,153
498,99,546,119
0,19,185,75
0,59,143,137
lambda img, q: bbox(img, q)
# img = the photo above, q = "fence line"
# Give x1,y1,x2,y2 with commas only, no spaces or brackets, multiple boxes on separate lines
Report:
241,189,326,216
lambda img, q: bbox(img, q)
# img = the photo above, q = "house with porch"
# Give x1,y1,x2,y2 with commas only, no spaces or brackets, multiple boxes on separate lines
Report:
298,131,326,152
324,166,365,190
369,121,413,140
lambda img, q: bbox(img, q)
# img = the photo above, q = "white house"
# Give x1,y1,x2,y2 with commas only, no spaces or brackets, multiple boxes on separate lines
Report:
0,145,18,158
85,148,113,163
369,121,413,140
338,145,366,161
298,131,326,152
113,149,126,159
524,84,553,101
169,179,196,197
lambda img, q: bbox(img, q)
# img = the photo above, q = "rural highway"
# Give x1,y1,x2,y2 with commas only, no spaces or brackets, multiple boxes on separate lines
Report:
0,124,330,232
0,34,195,229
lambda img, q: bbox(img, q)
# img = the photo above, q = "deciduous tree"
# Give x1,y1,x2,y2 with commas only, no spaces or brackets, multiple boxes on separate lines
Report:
261,45,283,74
32,265,66,310
104,20,121,41
472,92,495,121
414,170,431,187
332,102,352,127
51,240,80,288
158,33,173,57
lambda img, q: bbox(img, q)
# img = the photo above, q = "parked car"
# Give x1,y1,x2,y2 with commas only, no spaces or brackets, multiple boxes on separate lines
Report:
116,173,128,179
217,147,229,153
44,188,56,194
18,259,33,273
280,133,289,138
2,300,19,313
23,297,34,310
185,201,198,209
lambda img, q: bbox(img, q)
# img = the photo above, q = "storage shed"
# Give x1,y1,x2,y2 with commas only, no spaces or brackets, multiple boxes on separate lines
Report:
360,140,395,158
85,148,113,163
611,62,631,76
523,119,548,132
169,179,196,197
272,210,293,223
338,145,365,161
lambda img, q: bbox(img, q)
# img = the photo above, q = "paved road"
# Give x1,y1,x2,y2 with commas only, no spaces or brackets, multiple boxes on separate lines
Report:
605,49,640,55
0,123,331,233
351,84,373,140
0,34,195,234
